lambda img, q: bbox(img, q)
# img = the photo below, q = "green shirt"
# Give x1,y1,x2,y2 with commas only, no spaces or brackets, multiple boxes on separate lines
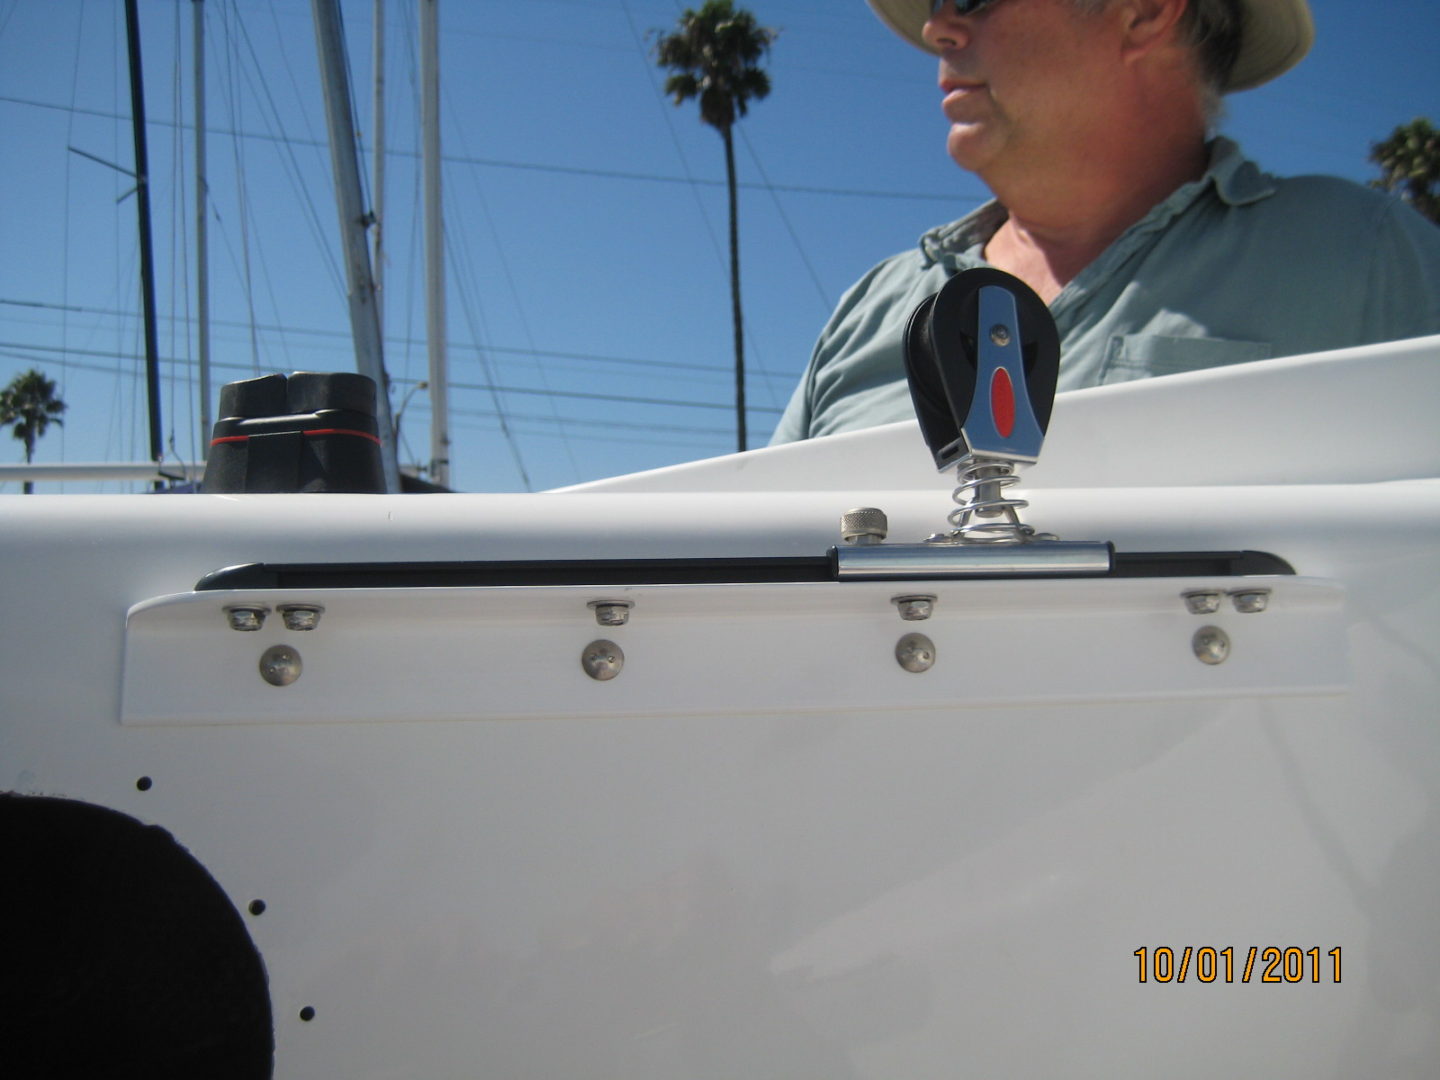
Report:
771,138,1440,443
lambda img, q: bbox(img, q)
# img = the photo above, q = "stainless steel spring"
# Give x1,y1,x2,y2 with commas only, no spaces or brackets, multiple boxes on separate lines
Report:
946,460,1032,542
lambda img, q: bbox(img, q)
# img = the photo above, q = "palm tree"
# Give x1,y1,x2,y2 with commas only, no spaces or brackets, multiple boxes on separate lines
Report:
1,369,68,494
655,1,777,452
1371,118,1440,226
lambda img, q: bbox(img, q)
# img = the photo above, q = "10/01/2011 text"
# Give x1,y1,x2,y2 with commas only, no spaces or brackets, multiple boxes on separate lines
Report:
1134,946,1342,984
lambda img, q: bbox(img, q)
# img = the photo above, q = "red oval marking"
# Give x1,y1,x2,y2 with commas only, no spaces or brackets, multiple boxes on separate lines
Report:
991,367,1016,438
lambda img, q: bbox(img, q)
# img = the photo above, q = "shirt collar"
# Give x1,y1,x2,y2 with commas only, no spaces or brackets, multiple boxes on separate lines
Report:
917,137,1278,268
1206,135,1276,206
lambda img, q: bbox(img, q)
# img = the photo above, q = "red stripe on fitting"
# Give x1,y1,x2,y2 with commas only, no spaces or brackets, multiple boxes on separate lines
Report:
302,427,382,444
210,427,381,448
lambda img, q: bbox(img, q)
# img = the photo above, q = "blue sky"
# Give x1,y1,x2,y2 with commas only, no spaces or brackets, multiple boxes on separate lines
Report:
1,0,1436,493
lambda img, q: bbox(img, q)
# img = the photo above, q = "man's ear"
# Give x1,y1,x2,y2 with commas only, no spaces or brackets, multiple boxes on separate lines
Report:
1116,0,1189,65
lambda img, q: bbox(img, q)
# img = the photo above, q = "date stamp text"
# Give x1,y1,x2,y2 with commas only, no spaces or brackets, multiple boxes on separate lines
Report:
1134,946,1342,984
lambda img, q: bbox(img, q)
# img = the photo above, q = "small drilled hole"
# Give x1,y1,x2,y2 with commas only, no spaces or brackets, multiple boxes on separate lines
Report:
299,1006,316,1022
248,899,267,916
135,777,153,792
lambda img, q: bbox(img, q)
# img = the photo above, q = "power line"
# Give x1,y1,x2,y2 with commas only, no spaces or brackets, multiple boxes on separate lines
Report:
226,2,347,297
0,92,967,204
217,0,267,371
441,72,573,489
0,296,801,382
446,405,736,440
738,125,833,315
0,339,786,415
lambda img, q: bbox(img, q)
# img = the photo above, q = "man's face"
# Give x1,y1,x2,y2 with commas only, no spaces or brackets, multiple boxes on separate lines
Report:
925,0,1125,180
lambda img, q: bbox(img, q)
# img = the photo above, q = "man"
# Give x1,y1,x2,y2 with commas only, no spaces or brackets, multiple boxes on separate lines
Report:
771,0,1440,443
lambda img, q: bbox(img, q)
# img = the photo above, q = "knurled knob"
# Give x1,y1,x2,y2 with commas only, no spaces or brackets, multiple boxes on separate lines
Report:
840,507,889,545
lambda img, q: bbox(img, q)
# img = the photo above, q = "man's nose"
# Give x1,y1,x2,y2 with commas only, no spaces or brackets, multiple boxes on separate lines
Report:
922,10,972,50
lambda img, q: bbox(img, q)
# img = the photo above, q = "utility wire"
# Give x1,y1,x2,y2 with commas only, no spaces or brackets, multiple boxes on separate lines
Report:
0,340,784,415
1,296,801,384
0,344,756,466
0,0,21,38
168,8,196,461
443,73,581,484
0,94,973,205
59,0,90,465
400,9,534,491
227,3,346,296
218,1,263,371
625,0,796,424
738,124,832,314
619,0,731,286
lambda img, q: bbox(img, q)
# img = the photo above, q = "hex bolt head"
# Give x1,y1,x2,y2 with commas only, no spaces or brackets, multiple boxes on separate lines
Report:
582,640,624,681
892,595,936,621
1192,626,1230,666
279,604,324,631
896,632,936,673
259,644,303,686
1229,588,1271,614
225,605,269,632
1181,589,1223,615
841,507,888,546
587,600,632,627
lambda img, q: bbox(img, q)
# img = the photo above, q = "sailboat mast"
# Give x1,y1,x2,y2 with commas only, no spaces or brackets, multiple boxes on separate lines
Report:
311,0,401,492
421,0,450,488
123,0,163,475
371,0,385,341
193,0,211,455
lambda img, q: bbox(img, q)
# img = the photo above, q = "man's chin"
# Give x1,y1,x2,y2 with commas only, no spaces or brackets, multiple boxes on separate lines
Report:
945,126,998,175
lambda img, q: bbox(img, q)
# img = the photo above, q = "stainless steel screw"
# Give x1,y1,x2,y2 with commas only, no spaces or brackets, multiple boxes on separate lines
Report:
259,644,303,686
1229,589,1271,614
892,595,936,621
279,604,324,631
582,640,624,681
1192,626,1230,665
587,600,632,627
896,632,936,673
225,605,269,632
1181,590,1223,615
989,324,1012,347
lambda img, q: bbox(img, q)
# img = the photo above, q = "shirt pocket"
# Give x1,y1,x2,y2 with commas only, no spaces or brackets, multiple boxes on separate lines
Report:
1100,334,1273,385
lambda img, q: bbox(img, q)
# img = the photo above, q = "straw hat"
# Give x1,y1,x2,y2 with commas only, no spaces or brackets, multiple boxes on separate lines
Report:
865,0,1314,92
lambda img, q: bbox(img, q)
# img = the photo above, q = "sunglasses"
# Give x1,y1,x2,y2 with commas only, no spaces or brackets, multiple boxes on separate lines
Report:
930,0,1005,15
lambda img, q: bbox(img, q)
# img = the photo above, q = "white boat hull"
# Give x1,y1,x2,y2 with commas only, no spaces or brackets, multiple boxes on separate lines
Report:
4,338,1439,1077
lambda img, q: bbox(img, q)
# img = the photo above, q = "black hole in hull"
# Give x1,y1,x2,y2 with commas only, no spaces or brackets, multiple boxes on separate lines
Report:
0,793,274,1078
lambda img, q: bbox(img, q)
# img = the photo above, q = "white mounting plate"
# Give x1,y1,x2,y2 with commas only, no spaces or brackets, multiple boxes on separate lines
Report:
121,576,1345,727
